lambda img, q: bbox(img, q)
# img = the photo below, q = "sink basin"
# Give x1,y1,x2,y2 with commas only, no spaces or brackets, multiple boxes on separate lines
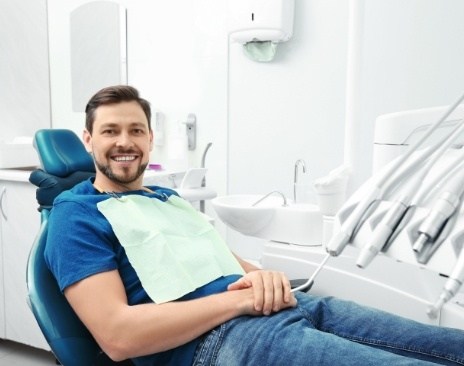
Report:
211,194,282,235
212,194,323,246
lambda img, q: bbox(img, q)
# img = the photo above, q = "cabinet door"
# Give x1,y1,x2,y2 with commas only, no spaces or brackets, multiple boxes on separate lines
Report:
1,181,49,350
0,186,6,339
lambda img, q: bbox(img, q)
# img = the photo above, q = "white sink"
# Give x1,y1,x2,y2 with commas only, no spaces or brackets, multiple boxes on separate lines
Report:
212,194,323,246
211,194,281,235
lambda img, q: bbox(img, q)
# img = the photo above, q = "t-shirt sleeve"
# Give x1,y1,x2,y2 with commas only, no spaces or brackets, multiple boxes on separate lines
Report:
44,199,119,292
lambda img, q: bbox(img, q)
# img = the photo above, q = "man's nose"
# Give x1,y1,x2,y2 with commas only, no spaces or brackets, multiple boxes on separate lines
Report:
115,132,134,148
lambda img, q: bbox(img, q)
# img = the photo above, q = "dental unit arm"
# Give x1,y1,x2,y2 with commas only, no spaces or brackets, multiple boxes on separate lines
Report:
320,92,464,318
356,114,464,268
327,92,464,258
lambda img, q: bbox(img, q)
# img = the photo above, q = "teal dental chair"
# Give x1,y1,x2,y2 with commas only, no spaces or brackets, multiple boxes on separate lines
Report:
26,129,133,366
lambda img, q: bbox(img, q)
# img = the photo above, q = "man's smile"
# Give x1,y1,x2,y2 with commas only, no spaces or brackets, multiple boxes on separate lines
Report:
112,155,138,162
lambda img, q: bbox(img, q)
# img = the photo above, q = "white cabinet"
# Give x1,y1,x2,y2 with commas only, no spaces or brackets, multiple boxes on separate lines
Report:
0,187,5,339
0,171,49,350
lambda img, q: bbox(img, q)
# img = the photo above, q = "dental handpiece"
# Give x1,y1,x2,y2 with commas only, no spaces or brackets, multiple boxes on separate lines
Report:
356,163,429,268
413,192,460,253
356,196,409,268
326,186,381,256
413,169,464,253
427,246,464,319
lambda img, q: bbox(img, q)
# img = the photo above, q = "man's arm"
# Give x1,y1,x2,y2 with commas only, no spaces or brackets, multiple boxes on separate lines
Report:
65,269,296,362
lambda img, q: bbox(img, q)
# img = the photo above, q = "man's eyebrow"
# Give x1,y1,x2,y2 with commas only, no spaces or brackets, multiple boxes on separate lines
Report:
98,122,148,129
130,122,149,128
98,122,119,128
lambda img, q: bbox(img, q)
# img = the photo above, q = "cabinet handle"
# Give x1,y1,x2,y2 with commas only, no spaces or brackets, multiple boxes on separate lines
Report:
0,187,7,220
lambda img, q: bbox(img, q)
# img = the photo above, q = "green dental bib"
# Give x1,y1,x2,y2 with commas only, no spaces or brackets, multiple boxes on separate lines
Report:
97,194,244,303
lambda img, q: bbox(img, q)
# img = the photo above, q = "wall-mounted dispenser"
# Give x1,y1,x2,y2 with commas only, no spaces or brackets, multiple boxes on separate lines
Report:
227,0,295,62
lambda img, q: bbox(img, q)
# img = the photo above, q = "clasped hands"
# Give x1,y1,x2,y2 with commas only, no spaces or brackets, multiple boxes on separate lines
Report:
227,270,297,316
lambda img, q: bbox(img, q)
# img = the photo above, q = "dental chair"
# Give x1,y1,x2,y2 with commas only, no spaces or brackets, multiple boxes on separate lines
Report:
26,129,133,366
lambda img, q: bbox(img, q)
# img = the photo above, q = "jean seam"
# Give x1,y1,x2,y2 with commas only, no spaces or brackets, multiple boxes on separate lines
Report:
327,333,464,366
296,302,318,328
193,324,227,366
337,332,464,365
296,302,464,365
210,324,226,365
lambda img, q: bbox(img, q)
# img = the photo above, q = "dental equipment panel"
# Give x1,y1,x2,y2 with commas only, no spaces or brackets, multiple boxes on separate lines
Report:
327,94,464,318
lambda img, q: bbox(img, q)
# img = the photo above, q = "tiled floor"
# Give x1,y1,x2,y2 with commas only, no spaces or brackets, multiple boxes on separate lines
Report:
0,340,56,366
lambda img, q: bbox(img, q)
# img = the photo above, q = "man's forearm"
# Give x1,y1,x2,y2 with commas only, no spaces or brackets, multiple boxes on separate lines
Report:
97,288,254,361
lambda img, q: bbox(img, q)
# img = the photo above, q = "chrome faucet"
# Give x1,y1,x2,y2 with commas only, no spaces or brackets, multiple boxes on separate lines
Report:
252,190,288,207
294,159,307,202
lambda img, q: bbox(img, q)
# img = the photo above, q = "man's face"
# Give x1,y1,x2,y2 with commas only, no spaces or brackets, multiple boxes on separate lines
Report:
83,101,153,190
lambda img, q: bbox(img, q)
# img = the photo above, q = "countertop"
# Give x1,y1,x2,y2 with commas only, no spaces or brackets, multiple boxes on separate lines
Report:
0,167,37,182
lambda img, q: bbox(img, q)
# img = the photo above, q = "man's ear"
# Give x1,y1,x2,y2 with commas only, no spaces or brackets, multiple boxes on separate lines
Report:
83,129,93,153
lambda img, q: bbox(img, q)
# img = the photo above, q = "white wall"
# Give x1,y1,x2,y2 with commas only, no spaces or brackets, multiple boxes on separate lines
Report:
347,0,464,190
0,0,50,142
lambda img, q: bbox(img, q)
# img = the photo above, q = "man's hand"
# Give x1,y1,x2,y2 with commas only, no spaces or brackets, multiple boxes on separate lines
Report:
227,270,297,316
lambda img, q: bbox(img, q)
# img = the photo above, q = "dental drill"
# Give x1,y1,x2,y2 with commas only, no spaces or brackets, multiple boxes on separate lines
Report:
356,117,464,268
417,197,462,265
427,241,464,318
413,167,464,254
326,91,464,257
385,151,464,256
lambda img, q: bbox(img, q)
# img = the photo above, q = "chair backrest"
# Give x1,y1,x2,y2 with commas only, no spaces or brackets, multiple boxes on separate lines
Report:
27,129,132,365
27,212,104,365
33,128,95,177
30,129,95,211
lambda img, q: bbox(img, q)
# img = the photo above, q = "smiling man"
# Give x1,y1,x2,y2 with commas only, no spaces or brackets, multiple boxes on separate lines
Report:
44,85,464,366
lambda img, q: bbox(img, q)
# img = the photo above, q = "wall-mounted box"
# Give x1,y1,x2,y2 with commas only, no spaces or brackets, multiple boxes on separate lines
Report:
227,0,295,44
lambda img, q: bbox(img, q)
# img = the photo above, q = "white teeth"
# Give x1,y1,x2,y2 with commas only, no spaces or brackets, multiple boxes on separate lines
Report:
114,156,136,162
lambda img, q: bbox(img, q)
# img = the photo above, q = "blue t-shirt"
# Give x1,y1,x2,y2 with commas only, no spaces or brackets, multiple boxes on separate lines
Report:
45,178,241,366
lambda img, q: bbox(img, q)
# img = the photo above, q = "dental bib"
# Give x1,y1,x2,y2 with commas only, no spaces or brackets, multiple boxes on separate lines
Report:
97,194,244,303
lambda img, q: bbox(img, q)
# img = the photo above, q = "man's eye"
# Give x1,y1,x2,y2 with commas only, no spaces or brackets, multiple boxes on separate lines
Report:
102,129,115,135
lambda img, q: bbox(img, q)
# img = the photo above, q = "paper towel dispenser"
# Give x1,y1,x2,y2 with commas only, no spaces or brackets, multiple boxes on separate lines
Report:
227,0,295,44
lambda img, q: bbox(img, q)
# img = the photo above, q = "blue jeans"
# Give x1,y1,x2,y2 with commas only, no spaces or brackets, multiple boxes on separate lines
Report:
192,292,464,365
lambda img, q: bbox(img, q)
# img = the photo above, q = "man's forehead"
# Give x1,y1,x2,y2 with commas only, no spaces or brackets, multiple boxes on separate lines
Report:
93,102,148,126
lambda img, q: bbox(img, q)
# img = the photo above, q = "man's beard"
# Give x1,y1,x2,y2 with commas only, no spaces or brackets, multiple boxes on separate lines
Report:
95,160,148,186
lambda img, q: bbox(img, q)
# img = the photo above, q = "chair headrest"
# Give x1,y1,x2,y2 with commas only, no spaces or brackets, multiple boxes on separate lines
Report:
34,129,95,177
